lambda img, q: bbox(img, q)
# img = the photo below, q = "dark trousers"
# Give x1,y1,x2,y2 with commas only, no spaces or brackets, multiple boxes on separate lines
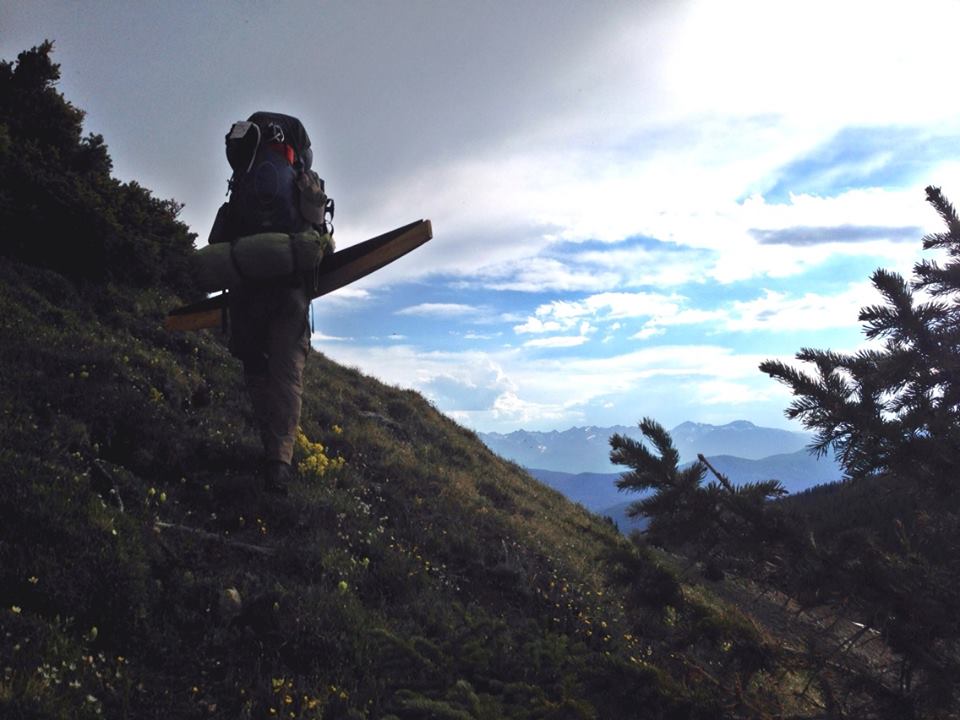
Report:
228,286,310,464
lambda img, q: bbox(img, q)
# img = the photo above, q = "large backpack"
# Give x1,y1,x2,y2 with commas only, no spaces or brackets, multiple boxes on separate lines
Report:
217,112,333,239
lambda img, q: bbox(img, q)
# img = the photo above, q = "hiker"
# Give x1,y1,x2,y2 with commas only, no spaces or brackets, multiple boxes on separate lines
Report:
208,111,333,494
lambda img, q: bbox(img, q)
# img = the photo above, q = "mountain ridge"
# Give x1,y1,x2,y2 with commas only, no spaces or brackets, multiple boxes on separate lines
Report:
526,448,843,532
480,420,814,474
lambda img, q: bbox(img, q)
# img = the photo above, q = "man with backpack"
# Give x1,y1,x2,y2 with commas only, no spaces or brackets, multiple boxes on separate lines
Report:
209,111,333,495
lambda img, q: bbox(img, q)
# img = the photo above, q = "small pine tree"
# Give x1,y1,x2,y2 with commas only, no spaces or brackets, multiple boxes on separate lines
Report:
760,186,960,490
610,418,787,573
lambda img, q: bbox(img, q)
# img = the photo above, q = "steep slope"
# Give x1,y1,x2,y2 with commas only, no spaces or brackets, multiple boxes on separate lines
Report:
0,258,781,719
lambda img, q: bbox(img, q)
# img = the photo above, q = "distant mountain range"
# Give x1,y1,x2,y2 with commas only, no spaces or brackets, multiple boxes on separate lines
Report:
481,421,844,534
526,448,843,533
479,420,814,474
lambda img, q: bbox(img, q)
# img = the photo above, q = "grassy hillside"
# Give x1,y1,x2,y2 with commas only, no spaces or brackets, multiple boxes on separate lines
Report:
0,253,792,719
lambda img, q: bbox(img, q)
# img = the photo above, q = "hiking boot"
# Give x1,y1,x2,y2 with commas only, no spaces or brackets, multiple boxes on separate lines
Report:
263,460,291,496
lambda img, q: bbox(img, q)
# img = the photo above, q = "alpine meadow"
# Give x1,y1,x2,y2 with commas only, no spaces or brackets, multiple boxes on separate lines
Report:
2,41,960,720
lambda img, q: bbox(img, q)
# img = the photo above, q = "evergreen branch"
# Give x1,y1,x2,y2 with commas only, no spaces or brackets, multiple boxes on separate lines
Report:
697,453,735,495
912,259,960,296
924,185,960,248
871,269,913,323
859,304,900,339
737,479,788,501
610,417,684,492
920,230,954,251
639,416,680,470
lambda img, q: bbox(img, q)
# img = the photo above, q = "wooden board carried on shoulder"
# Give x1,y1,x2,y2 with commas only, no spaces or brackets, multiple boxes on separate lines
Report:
164,219,432,332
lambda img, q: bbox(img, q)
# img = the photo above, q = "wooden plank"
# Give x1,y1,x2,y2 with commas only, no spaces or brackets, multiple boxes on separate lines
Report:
164,219,432,332
312,219,432,296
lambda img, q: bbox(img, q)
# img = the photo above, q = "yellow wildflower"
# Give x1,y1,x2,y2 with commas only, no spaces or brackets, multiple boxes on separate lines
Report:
295,428,345,480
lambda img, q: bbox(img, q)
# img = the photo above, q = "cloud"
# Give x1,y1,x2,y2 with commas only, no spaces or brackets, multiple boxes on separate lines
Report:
423,371,511,412
572,243,713,287
395,303,484,318
752,224,921,246
533,292,684,326
515,291,728,341
723,283,875,332
688,188,937,283
523,335,590,348
628,283,881,336
513,317,565,335
637,309,728,337
631,327,666,340
464,257,623,293
664,1,960,126
693,379,782,406
338,347,518,415
761,127,960,202
372,178,939,298
318,323,837,432
504,344,796,429
319,113,943,298
488,391,573,425
466,240,715,295
318,287,374,308
513,281,884,344
311,332,352,343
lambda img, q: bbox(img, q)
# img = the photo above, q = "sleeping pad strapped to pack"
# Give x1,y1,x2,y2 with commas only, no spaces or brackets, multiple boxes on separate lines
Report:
192,230,335,293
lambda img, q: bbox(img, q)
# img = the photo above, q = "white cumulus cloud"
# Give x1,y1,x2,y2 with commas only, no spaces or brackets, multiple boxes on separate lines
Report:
523,336,590,349
723,283,875,332
395,303,485,318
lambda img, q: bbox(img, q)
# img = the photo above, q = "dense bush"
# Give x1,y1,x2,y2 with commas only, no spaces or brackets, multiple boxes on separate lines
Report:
0,42,196,294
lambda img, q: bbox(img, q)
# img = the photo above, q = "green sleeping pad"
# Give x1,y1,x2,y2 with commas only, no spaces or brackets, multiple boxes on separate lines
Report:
193,230,334,291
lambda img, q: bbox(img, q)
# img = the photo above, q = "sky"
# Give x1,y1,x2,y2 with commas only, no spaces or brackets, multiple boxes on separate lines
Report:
5,0,960,434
